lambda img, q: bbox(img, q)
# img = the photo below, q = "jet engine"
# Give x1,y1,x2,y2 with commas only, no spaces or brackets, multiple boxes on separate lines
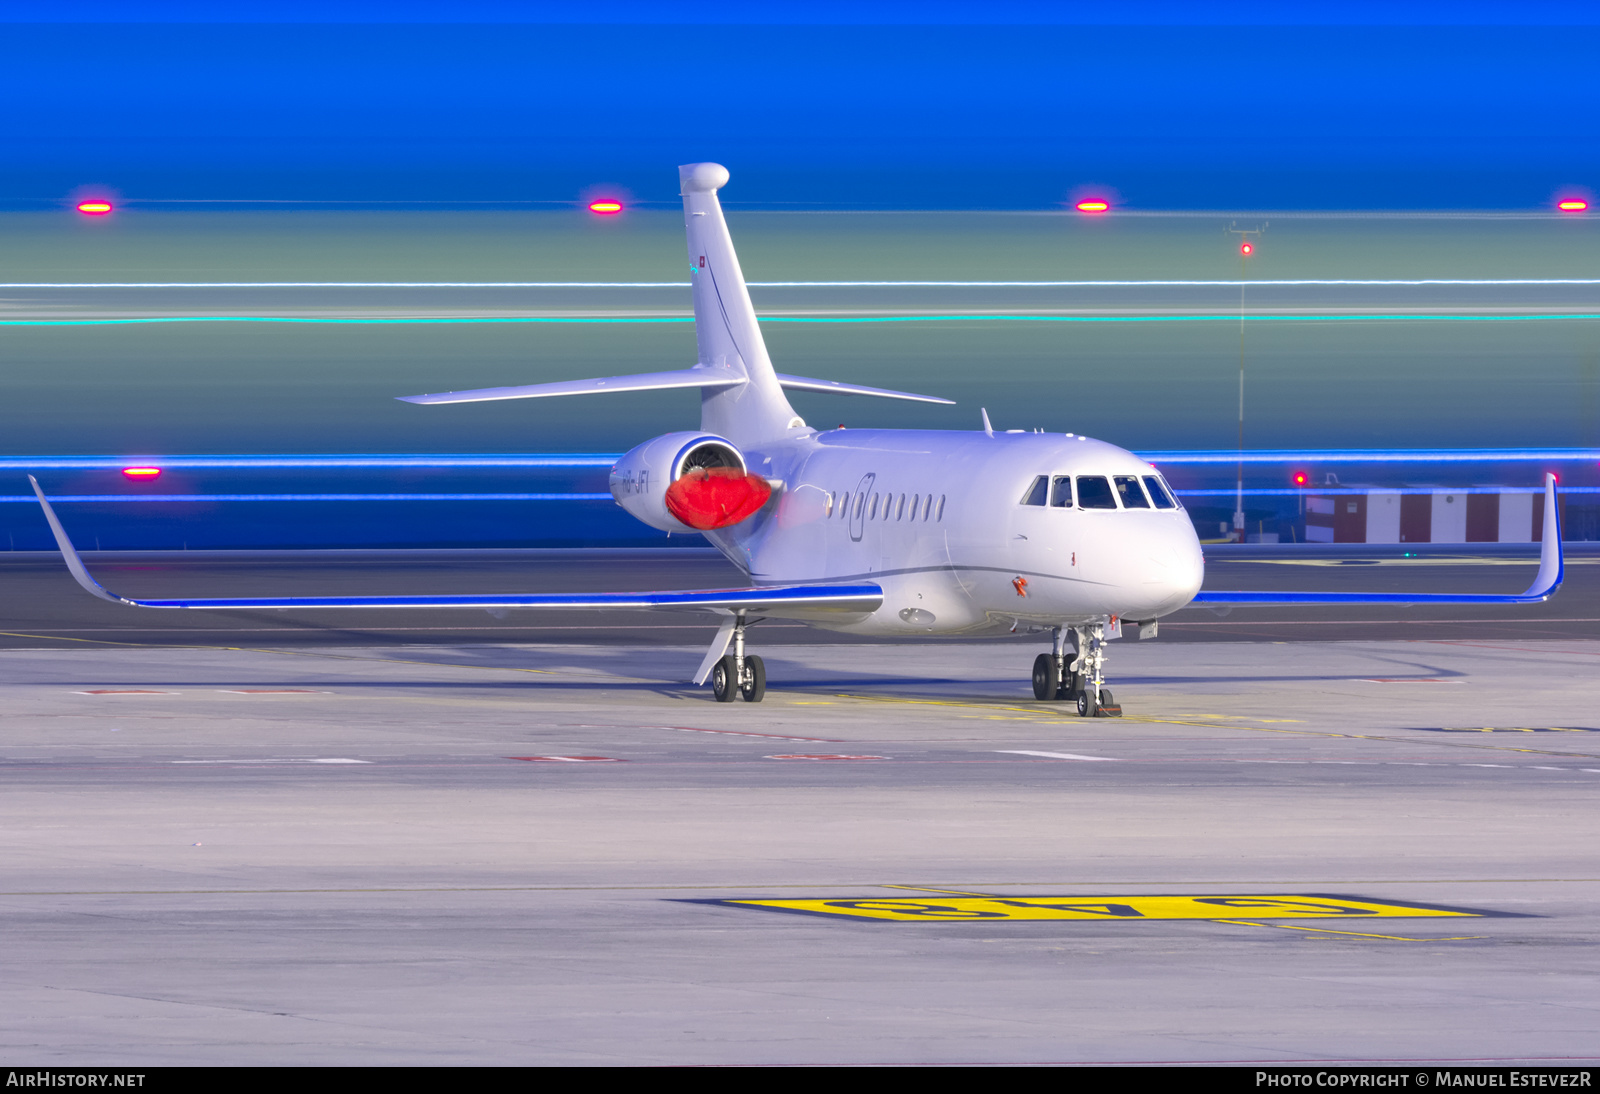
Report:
609,431,774,533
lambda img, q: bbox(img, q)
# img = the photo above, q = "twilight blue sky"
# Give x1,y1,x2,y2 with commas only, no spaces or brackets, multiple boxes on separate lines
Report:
2,2,1596,209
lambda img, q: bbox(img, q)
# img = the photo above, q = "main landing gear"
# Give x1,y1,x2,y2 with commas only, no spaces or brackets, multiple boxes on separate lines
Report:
1032,623,1121,717
710,611,767,703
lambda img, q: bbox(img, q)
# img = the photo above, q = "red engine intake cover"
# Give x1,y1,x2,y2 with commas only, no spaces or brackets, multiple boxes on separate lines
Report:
664,467,773,530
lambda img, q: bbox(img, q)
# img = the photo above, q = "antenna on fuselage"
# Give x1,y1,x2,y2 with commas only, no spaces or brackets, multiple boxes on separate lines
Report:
980,408,994,437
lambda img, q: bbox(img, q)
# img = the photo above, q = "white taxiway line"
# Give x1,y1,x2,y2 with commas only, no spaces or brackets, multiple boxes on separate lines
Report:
995,750,1119,762
169,758,371,764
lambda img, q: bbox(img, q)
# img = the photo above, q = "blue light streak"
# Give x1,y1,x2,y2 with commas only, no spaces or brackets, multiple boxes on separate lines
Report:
1175,487,1599,497
1,450,1594,472
1143,449,1600,463
0,456,617,469
5,488,1591,506
0,493,613,504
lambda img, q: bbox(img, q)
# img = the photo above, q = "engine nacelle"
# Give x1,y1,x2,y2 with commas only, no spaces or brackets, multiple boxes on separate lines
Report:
609,431,773,533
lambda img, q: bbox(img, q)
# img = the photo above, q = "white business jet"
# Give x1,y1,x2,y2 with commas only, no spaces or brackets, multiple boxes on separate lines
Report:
30,163,1563,714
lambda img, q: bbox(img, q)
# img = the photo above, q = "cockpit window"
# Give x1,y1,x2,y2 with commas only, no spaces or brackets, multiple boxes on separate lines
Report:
1076,475,1117,509
1143,475,1179,510
1020,475,1048,506
1114,475,1151,509
1049,476,1073,507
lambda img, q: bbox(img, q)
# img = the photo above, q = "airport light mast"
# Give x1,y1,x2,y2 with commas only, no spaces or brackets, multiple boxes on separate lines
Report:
1226,221,1266,542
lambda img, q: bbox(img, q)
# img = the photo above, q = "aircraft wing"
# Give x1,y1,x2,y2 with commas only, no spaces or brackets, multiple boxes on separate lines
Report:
1191,474,1563,607
27,477,883,617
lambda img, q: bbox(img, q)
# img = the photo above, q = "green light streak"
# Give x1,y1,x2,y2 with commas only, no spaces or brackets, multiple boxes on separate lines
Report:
2,313,1598,328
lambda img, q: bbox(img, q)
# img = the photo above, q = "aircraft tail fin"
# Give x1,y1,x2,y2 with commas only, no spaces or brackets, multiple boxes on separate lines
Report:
680,163,804,445
394,164,953,423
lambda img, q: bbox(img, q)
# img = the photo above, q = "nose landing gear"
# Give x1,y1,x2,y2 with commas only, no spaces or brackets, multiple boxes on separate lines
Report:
1033,624,1121,717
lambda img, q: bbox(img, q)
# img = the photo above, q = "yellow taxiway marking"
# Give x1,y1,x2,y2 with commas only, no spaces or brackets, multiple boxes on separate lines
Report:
837,693,1303,727
836,693,1064,718
721,893,1487,923
831,694,1597,757
883,884,997,897
877,888,1492,940
1230,920,1485,942
1421,726,1599,733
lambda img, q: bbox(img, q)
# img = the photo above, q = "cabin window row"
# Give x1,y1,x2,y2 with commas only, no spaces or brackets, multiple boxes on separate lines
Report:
1018,474,1179,511
824,491,947,522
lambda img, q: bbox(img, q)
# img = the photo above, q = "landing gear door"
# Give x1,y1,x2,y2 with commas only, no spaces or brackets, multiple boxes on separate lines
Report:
849,472,875,542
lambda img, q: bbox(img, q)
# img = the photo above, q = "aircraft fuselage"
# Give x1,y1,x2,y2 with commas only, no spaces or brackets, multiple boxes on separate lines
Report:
704,427,1205,636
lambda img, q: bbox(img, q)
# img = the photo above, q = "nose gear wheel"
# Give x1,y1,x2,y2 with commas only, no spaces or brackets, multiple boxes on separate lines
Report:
1038,624,1121,716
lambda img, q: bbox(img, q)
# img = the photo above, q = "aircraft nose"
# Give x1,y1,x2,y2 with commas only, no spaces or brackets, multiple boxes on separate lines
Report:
1132,521,1205,615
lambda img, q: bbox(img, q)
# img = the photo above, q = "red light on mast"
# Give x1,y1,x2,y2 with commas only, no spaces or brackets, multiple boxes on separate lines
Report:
1075,199,1110,213
76,201,113,215
121,466,161,480
1239,241,1254,256
587,200,623,215
1557,199,1588,212
1291,472,1308,487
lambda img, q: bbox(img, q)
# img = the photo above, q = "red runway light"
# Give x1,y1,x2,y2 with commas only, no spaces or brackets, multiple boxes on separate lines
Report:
1075,200,1110,213
121,466,162,480
1557,199,1588,212
76,201,113,215
1239,241,1254,256
587,201,624,214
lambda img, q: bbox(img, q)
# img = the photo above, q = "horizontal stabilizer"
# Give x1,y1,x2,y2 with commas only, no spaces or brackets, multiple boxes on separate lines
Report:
29,478,881,617
399,369,951,407
397,368,744,405
1191,474,1563,607
775,374,953,404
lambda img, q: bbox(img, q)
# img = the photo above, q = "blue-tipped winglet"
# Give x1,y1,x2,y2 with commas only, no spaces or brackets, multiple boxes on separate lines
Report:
1190,473,1563,607
29,476,883,616
29,475,129,605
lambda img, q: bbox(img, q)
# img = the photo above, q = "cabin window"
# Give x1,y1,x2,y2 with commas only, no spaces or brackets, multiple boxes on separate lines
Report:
824,492,834,517
1077,475,1118,510
853,492,864,520
1049,476,1073,508
870,493,880,520
909,494,920,520
1114,475,1151,509
838,491,849,518
896,493,906,520
1020,475,1048,506
937,495,946,521
1142,475,1178,510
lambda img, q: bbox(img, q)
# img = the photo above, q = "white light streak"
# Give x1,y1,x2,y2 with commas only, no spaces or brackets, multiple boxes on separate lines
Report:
2,279,1598,289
